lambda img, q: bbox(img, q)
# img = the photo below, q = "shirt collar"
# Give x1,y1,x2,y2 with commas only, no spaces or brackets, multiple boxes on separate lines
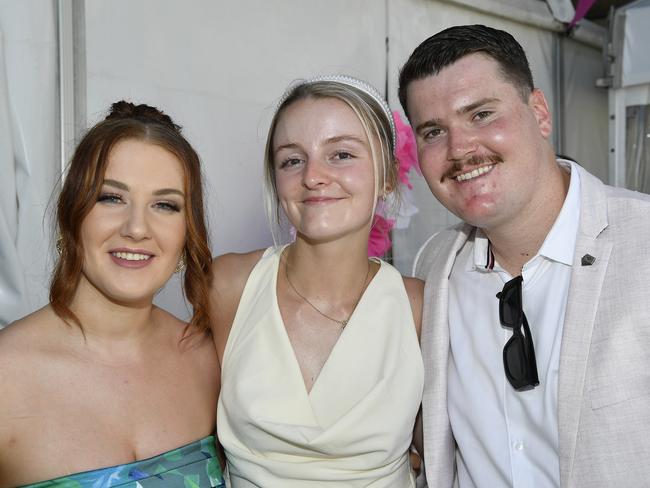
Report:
469,228,494,272
537,159,580,266
468,158,581,271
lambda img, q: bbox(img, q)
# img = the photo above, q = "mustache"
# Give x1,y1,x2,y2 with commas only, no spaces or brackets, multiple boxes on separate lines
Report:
444,154,504,179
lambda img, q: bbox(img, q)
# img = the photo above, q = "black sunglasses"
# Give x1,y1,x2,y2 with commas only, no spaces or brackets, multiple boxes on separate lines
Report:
496,276,539,391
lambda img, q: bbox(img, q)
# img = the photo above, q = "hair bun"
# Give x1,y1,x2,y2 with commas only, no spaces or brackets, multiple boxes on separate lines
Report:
106,100,182,132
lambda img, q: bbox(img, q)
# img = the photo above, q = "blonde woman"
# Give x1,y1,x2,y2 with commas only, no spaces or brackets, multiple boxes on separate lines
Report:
211,77,424,487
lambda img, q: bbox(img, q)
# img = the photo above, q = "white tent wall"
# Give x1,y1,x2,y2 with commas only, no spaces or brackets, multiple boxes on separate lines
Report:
388,0,607,274
83,0,387,320
0,1,59,327
561,37,608,181
0,0,608,325
608,0,650,191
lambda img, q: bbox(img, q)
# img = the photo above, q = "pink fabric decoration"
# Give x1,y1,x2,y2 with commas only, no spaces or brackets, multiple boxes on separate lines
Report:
569,0,597,28
393,111,421,188
368,214,396,257
367,111,419,256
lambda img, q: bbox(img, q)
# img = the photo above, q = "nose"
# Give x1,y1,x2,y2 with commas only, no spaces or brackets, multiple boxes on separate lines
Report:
446,125,477,162
301,158,329,189
120,204,151,241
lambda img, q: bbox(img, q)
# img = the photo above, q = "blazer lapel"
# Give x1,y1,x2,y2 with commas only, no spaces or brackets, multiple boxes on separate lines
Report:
558,167,612,485
420,225,472,486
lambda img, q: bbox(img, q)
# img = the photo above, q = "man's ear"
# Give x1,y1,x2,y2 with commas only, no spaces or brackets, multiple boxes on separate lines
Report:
528,88,552,139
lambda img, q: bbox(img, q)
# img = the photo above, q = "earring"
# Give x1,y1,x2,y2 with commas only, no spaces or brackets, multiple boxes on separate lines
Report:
175,252,187,274
55,235,63,255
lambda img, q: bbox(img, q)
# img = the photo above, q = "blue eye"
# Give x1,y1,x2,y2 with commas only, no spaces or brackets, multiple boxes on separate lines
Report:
279,157,303,169
97,193,123,204
423,128,443,140
334,151,354,160
154,201,181,212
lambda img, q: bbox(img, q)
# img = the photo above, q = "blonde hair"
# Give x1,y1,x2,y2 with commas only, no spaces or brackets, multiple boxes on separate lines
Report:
263,77,399,244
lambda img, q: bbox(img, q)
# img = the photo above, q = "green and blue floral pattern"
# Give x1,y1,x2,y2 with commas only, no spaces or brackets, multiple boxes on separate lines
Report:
20,435,224,488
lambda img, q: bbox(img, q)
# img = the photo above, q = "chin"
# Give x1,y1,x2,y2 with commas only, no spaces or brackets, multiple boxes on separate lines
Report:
100,284,157,307
451,200,501,226
467,214,509,232
111,294,155,308
300,222,371,243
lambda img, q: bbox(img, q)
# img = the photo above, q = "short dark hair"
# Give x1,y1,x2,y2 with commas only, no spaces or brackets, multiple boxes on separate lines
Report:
398,24,534,118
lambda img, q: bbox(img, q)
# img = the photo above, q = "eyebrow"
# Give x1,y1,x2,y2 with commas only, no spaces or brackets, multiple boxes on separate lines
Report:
103,179,129,191
274,143,300,155
324,135,367,146
274,135,367,155
153,188,185,197
414,119,441,135
458,97,500,115
102,179,184,197
414,97,501,134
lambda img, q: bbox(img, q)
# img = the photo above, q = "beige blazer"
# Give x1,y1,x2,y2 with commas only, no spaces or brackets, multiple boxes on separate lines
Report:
414,165,650,487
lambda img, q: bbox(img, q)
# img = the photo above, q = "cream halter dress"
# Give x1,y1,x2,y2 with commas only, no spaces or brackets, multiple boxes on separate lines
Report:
217,247,424,487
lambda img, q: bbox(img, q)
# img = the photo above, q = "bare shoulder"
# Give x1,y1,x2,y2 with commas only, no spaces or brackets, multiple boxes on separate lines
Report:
402,276,424,307
210,249,266,314
0,307,60,441
151,306,195,341
151,307,218,373
210,249,266,359
211,249,266,296
402,276,424,341
0,306,57,365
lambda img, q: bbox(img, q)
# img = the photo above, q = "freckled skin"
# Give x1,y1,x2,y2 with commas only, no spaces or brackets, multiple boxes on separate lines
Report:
0,140,218,486
273,97,378,245
406,53,558,236
78,140,187,307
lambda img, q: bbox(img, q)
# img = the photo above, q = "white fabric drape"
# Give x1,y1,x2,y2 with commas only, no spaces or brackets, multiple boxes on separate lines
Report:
0,2,59,327
621,1,650,88
626,105,650,193
0,27,24,326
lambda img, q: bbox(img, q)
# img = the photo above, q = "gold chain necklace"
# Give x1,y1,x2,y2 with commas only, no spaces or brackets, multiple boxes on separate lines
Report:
284,255,371,330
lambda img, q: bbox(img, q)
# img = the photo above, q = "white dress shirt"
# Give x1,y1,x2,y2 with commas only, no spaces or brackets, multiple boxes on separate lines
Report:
447,160,580,487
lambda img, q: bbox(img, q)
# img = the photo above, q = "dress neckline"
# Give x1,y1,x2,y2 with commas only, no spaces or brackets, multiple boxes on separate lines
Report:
272,247,384,397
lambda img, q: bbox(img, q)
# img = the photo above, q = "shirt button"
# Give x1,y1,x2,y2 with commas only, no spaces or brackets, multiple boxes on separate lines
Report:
513,441,524,451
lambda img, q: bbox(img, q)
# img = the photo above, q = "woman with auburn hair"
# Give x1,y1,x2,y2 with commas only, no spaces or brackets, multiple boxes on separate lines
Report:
0,102,224,487
211,76,424,486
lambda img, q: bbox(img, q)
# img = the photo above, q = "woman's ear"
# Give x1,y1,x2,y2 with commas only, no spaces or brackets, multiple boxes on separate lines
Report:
376,157,398,199
382,158,400,196
378,182,394,200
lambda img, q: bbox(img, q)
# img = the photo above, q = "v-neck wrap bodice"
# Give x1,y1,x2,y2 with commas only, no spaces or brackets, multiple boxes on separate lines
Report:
217,247,424,487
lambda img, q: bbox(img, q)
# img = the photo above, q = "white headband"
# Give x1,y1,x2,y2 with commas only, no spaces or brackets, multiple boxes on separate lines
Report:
277,74,397,152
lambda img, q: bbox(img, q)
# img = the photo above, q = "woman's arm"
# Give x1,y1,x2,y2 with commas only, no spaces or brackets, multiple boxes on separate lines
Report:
402,276,425,473
402,276,424,341
209,250,265,364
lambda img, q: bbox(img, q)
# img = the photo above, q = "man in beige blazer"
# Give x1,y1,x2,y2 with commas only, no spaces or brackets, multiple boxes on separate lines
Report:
398,25,650,487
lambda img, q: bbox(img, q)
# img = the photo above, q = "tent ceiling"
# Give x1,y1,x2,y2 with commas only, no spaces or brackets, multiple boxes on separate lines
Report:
571,0,637,20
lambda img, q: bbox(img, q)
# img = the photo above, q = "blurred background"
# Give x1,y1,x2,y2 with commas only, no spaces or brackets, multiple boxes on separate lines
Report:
1,0,649,326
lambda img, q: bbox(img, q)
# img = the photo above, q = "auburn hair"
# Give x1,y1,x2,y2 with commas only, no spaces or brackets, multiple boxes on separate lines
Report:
50,101,213,337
